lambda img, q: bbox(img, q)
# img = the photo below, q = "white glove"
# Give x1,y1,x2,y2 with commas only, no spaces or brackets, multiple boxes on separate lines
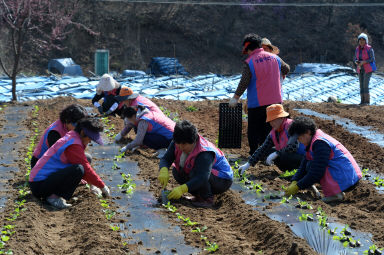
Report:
120,145,128,153
101,185,110,197
115,132,122,142
228,97,238,107
266,152,279,166
238,162,250,175
90,185,102,197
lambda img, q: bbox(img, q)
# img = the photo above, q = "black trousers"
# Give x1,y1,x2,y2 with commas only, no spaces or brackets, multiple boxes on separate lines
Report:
248,105,272,155
274,151,304,171
29,164,84,200
172,167,232,199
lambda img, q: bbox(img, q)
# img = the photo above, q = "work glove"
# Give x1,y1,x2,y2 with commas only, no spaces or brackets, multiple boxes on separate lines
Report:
228,97,238,108
120,145,128,153
114,132,122,142
284,181,299,197
167,184,188,200
265,152,279,166
238,162,250,175
90,185,102,197
97,106,104,114
101,185,111,197
158,167,169,188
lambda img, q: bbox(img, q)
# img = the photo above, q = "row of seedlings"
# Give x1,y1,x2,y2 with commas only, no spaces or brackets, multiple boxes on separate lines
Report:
100,117,136,248
0,105,39,254
233,162,383,254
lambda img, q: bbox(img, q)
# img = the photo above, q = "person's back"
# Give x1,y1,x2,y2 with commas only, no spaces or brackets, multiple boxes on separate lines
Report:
245,49,282,108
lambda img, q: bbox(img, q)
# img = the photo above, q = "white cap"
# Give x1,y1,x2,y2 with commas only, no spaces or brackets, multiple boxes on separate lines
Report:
96,74,119,94
358,33,369,45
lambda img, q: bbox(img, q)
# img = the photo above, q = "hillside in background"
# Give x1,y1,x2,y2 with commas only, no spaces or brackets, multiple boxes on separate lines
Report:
1,0,383,75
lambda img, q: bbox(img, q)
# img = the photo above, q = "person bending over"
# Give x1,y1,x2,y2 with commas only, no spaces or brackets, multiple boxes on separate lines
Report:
284,116,361,203
29,117,110,209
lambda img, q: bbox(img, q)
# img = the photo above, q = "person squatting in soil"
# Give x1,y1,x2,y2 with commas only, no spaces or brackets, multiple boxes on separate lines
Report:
118,105,175,158
229,33,290,155
92,74,124,116
284,116,362,203
238,104,305,175
30,104,88,168
158,120,233,208
354,33,377,105
29,117,110,209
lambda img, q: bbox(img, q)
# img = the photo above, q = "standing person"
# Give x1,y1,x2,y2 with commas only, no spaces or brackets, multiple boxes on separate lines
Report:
119,105,175,158
92,74,122,116
354,33,376,105
229,33,290,155
158,120,233,208
238,104,305,175
284,116,362,203
29,117,110,209
31,104,88,168
114,87,165,142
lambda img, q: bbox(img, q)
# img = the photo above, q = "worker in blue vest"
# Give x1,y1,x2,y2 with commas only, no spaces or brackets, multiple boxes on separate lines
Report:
158,120,233,208
284,116,362,203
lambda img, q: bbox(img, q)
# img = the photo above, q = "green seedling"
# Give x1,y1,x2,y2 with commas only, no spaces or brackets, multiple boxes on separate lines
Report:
200,235,207,241
279,169,297,178
184,219,198,226
295,198,313,210
0,249,13,255
373,177,384,187
316,207,328,229
362,168,370,178
191,226,208,233
117,173,136,195
299,213,313,221
205,241,219,252
328,227,338,235
110,225,120,231
100,200,109,208
104,209,116,220
280,195,292,204
340,224,351,236
364,244,383,255
162,201,177,213
186,106,198,112
1,236,9,242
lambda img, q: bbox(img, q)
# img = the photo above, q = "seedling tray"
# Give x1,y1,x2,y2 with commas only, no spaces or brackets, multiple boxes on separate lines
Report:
218,103,242,148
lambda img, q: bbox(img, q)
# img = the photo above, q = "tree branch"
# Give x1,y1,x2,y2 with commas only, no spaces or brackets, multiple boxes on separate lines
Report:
0,57,11,78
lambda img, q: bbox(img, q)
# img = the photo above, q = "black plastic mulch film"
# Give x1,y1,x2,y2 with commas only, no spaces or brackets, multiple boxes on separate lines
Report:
218,103,242,148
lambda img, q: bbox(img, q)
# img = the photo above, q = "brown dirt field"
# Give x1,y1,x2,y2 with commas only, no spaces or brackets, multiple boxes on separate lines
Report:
1,97,384,254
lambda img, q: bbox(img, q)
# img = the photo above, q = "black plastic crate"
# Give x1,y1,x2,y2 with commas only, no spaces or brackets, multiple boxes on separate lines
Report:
218,103,242,148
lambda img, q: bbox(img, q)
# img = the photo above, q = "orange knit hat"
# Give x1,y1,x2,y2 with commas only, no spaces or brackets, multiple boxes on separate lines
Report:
266,104,289,122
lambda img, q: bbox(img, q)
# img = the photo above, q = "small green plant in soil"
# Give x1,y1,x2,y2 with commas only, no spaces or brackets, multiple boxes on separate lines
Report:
362,168,370,178
279,169,297,178
364,244,383,255
105,209,116,221
191,226,208,233
110,225,120,231
117,173,136,195
186,106,198,112
315,207,328,229
280,195,292,204
205,241,219,252
373,177,384,187
299,213,314,221
340,224,352,236
162,201,177,213
295,198,313,210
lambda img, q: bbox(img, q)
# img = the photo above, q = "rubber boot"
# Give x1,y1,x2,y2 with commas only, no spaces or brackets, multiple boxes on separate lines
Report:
359,93,364,105
365,93,370,105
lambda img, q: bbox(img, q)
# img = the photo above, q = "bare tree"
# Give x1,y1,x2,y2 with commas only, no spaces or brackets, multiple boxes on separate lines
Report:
0,0,97,101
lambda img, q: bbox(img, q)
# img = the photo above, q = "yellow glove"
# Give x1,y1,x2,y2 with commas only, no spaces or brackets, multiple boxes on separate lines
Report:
158,167,169,188
284,181,299,197
167,184,188,200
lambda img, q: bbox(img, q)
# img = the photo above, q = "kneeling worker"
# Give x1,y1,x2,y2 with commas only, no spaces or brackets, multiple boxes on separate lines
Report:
29,117,110,209
158,120,233,208
284,116,362,203
238,104,305,175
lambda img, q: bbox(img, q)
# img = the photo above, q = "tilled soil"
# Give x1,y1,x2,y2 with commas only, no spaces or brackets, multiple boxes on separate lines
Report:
1,97,384,254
